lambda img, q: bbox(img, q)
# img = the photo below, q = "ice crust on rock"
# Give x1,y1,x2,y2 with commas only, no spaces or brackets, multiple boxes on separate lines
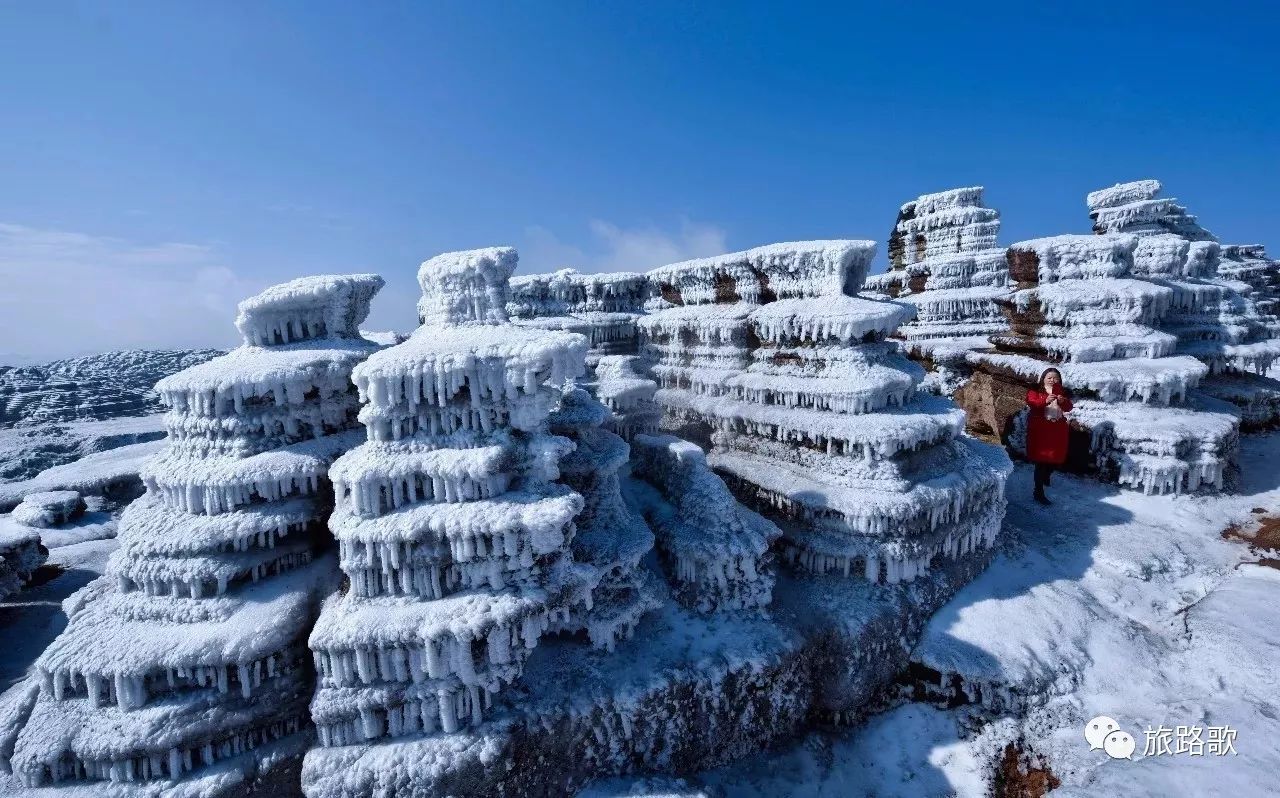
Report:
590,355,661,441
629,434,777,612
0,274,384,791
508,269,649,385
1086,180,1280,429
0,349,224,429
547,385,662,648
956,221,1240,494
235,275,384,348
11,490,85,529
863,188,1011,394
647,241,876,307
640,240,1012,584
0,521,45,599
305,247,657,766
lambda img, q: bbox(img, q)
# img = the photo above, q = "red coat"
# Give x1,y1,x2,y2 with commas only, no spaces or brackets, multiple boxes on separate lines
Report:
1025,388,1073,464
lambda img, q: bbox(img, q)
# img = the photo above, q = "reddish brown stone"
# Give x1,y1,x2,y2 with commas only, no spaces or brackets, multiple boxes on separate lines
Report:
1006,247,1041,288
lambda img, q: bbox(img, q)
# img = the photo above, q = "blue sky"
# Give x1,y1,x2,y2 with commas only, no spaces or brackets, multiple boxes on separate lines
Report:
1,1,1276,360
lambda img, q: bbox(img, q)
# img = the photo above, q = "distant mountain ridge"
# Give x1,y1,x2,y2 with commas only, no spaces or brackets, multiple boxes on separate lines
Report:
0,349,224,428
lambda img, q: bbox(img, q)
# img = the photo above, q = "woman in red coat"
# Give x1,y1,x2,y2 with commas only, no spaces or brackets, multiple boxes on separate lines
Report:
1025,367,1072,505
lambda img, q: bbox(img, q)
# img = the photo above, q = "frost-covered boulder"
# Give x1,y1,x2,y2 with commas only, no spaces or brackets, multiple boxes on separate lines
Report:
0,523,45,599
11,490,85,528
864,187,1012,394
959,233,1239,494
1088,180,1280,431
508,269,650,371
0,273,384,792
641,241,1012,584
304,247,655,781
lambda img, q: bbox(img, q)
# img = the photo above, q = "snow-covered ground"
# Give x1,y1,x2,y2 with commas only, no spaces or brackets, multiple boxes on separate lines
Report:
655,432,1280,796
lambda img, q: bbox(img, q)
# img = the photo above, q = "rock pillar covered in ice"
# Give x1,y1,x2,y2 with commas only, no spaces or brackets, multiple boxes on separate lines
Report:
0,274,384,790
864,187,1012,394
305,247,605,755
547,384,662,647
1088,180,1280,430
641,242,1011,585
959,233,1239,494
507,269,649,370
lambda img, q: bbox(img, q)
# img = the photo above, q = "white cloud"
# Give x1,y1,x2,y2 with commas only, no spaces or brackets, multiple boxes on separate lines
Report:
517,217,728,275
0,222,263,362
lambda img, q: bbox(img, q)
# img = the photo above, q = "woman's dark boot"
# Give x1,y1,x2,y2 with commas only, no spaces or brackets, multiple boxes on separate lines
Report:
1034,485,1051,505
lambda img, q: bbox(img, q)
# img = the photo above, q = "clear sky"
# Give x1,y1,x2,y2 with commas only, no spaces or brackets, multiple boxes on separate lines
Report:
1,1,1276,361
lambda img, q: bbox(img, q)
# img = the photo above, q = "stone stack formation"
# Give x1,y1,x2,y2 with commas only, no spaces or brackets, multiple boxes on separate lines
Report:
1088,180,1280,430
0,274,385,790
304,247,647,768
1219,244,1280,333
864,187,1012,394
546,383,663,647
507,269,649,370
640,242,1012,585
959,233,1239,494
590,355,662,441
508,269,662,440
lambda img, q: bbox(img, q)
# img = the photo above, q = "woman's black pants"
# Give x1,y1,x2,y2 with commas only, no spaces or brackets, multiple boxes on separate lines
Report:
1033,463,1054,490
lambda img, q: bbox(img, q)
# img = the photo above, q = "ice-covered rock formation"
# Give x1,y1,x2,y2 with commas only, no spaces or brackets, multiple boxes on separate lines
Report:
1088,180,1280,430
864,187,1011,394
547,384,662,647
590,355,661,440
304,247,654,778
640,241,1012,584
1219,244,1280,329
0,273,384,792
508,269,649,371
629,434,777,611
0,523,45,599
958,233,1239,494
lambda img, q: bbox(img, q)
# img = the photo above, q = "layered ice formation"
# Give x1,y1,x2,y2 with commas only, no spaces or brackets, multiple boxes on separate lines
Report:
508,269,649,371
639,242,1012,584
1219,244,1280,330
589,354,661,441
864,187,1012,394
958,232,1240,494
547,385,663,647
0,273,384,792
303,247,659,783
1088,180,1280,430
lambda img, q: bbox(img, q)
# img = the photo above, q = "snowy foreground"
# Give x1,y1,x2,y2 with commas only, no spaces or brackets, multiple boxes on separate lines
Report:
587,433,1280,797
5,434,1278,795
